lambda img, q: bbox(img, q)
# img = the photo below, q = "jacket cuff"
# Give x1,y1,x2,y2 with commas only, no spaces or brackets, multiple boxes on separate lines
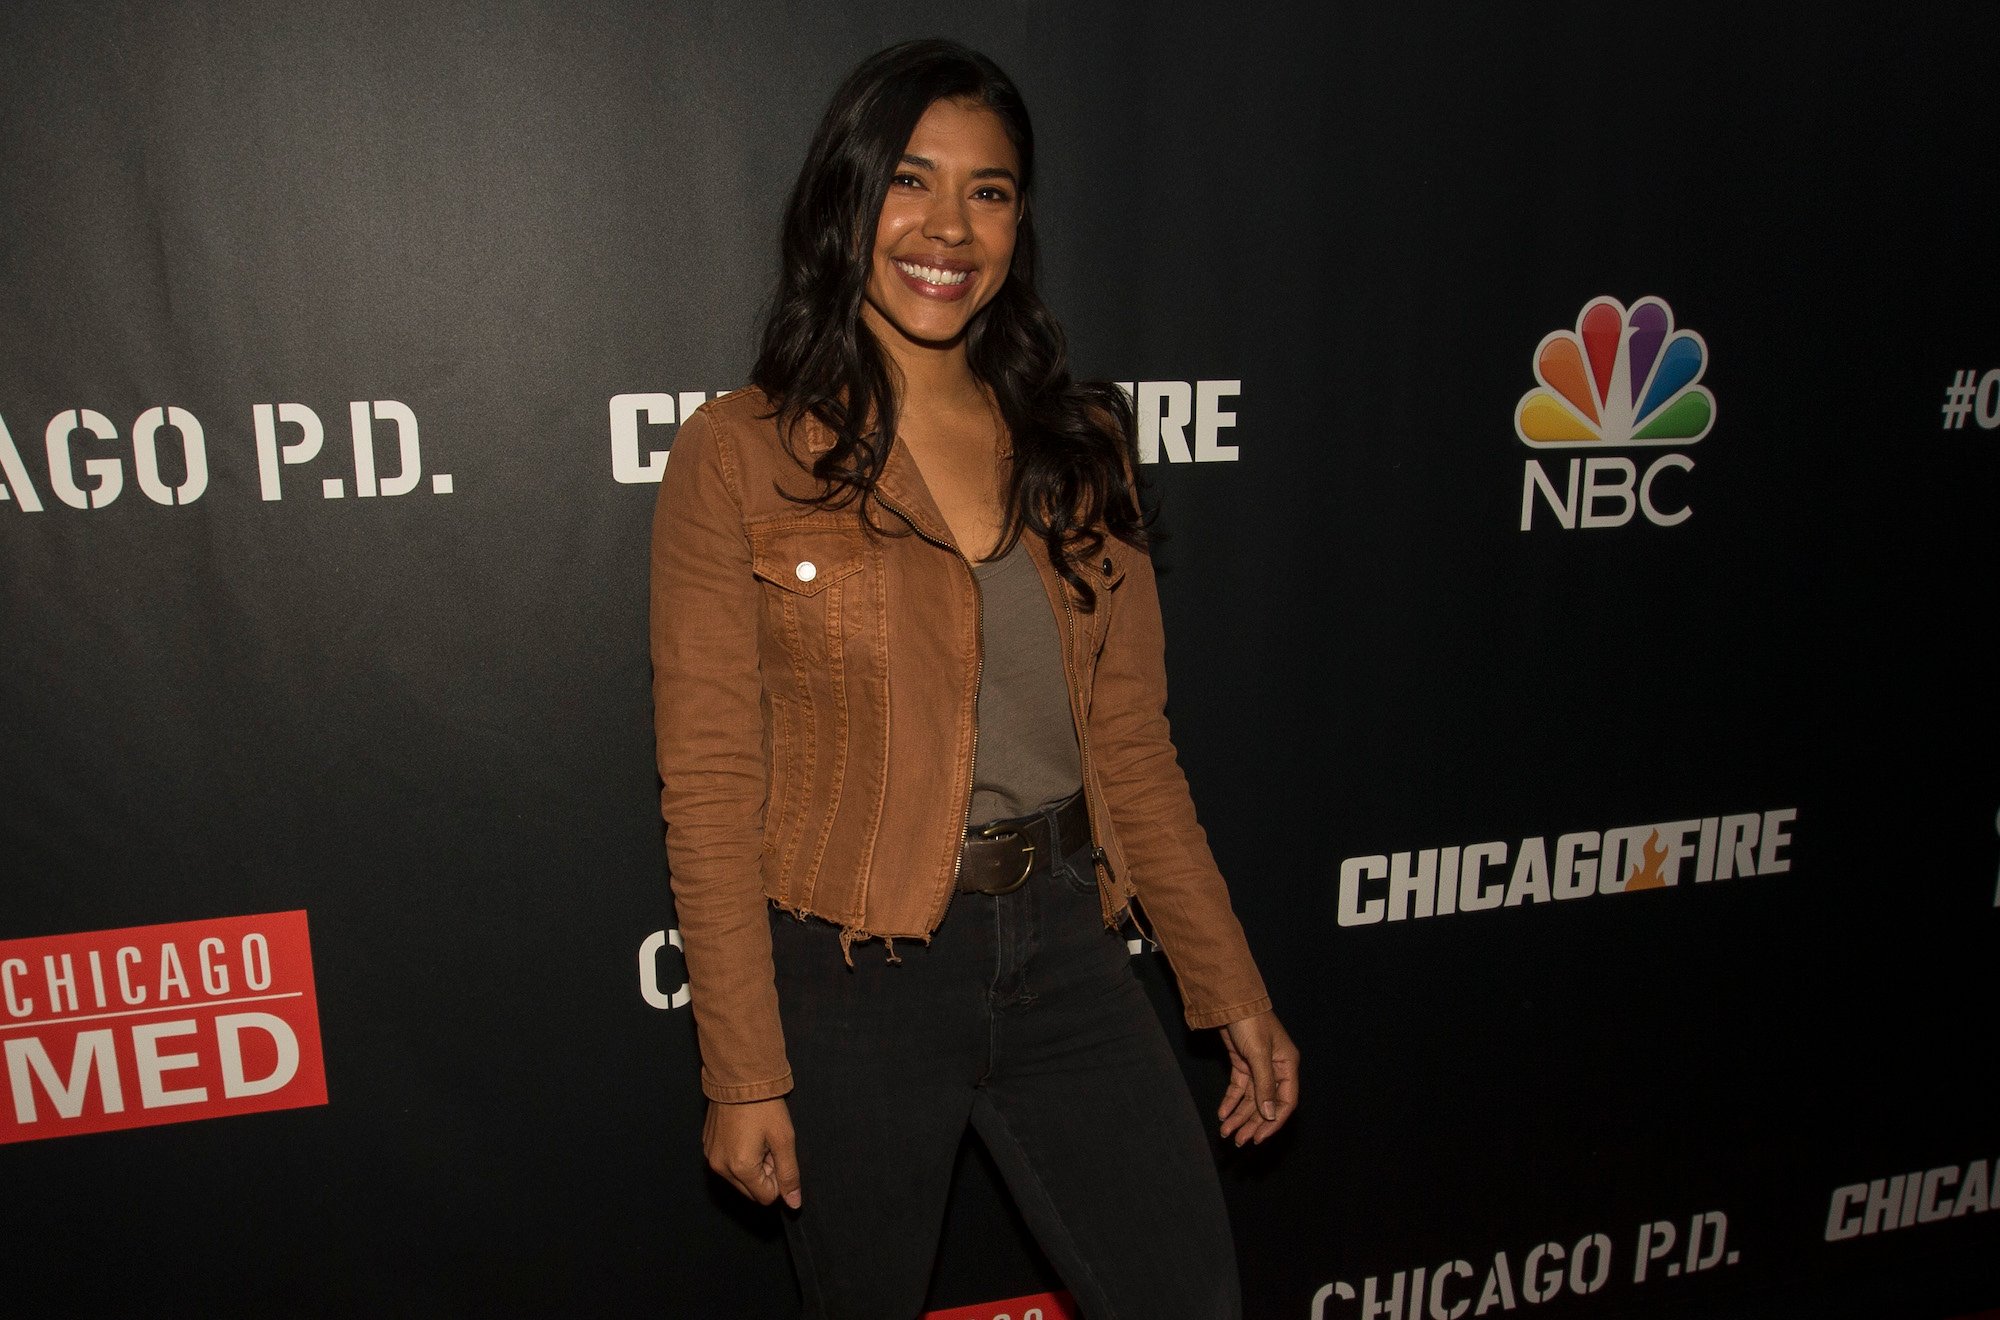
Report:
701,1069,795,1103
1184,995,1272,1031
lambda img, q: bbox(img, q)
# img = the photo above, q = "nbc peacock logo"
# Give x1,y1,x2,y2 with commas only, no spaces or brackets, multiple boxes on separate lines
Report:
1514,296,1715,530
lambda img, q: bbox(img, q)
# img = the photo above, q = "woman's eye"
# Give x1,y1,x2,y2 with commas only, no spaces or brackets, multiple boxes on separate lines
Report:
974,186,1013,203
891,173,923,188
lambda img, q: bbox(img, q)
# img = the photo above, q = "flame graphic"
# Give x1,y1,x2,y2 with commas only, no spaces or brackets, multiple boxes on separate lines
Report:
1624,829,1670,890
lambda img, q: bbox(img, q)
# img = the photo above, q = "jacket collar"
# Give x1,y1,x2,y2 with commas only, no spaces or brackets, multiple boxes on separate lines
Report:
794,409,958,549
878,441,956,547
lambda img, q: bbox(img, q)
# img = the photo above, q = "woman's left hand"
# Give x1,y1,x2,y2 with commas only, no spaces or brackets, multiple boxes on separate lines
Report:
1218,1010,1300,1146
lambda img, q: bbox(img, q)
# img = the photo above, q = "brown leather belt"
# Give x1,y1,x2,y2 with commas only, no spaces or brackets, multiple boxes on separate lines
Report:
955,789,1090,895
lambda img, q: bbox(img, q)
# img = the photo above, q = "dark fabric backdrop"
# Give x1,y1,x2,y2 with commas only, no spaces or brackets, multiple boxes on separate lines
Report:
3,2,1995,1316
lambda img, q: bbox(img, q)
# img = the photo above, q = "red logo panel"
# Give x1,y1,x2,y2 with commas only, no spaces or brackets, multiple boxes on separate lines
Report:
0,910,327,1144
925,1292,1080,1320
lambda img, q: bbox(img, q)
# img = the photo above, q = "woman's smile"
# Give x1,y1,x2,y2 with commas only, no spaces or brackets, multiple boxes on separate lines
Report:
891,257,974,296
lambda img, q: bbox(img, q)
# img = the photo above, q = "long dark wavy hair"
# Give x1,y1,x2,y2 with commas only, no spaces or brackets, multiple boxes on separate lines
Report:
751,38,1145,607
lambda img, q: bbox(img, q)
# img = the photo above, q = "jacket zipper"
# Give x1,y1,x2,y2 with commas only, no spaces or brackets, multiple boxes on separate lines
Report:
876,494,982,922
1056,571,1117,922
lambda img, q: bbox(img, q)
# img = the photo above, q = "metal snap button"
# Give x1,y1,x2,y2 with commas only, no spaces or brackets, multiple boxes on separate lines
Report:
795,560,817,582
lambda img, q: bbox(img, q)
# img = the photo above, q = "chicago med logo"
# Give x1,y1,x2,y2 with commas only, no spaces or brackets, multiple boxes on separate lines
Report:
1514,296,1714,531
926,1291,1078,1320
1,911,327,1143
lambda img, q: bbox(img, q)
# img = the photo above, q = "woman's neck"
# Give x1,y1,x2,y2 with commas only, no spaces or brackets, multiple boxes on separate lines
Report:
866,313,988,424
864,319,1009,555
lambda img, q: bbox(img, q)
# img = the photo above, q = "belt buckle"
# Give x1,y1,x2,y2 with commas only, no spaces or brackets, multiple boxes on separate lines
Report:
976,821,1036,894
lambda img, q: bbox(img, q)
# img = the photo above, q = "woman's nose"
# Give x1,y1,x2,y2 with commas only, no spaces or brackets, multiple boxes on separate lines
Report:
921,193,969,243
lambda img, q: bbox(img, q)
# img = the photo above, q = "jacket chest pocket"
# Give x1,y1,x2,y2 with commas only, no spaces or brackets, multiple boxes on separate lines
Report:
748,523,882,705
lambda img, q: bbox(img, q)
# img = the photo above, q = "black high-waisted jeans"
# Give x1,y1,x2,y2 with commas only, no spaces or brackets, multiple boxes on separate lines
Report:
769,815,1242,1320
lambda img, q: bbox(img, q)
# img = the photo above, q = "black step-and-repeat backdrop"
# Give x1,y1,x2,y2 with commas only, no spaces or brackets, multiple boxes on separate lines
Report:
4,2,1995,1317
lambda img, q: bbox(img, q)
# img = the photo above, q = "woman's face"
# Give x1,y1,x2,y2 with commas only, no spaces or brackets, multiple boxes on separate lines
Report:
860,97,1022,356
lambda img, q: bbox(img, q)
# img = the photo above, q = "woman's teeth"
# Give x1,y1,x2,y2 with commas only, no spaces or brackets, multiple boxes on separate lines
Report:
894,260,969,286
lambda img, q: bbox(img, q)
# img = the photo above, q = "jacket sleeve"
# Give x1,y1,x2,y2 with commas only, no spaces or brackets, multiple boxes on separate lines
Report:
650,406,792,1102
1088,543,1273,1031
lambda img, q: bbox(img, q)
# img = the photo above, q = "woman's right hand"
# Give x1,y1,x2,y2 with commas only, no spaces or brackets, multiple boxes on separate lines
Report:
703,1096,803,1208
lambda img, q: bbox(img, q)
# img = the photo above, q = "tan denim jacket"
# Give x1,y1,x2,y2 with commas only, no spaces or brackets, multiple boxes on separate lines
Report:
650,388,1270,1102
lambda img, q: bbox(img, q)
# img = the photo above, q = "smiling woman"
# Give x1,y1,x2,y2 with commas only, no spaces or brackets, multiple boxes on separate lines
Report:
650,38,1298,1320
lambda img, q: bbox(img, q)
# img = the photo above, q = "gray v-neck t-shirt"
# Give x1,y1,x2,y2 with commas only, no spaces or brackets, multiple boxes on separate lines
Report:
968,537,1084,824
